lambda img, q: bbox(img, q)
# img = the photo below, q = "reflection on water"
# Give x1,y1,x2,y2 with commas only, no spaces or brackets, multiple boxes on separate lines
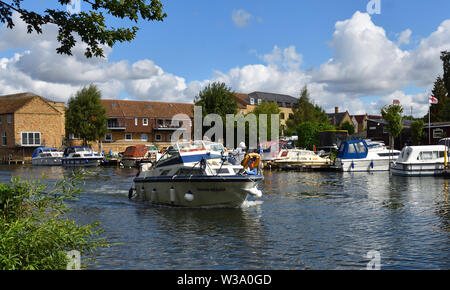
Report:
0,165,449,269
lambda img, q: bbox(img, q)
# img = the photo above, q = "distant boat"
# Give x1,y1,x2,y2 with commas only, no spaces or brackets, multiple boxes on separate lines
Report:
391,145,448,176
121,144,158,168
31,147,63,166
273,148,331,169
62,146,103,167
334,140,400,172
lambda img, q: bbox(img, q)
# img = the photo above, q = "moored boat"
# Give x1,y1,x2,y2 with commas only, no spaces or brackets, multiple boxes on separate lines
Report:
31,147,63,166
131,141,263,208
334,140,400,172
391,145,448,176
62,146,103,167
273,148,331,169
121,145,153,168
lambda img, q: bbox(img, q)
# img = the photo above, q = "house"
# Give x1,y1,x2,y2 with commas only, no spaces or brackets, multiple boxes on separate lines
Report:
422,122,450,144
366,118,415,150
97,99,194,153
327,107,353,128
352,114,383,133
0,92,65,161
233,91,298,135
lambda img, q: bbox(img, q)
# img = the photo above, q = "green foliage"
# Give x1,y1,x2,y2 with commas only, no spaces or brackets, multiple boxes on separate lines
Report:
0,0,166,58
194,82,238,118
441,51,450,94
410,119,424,145
286,86,329,131
429,76,449,122
381,104,403,148
0,172,107,270
339,121,355,135
65,85,108,145
296,122,334,150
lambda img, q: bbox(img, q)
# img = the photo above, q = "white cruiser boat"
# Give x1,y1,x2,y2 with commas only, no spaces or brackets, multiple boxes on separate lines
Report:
131,141,263,208
31,147,63,166
334,140,400,172
273,149,331,169
62,146,103,167
391,145,448,176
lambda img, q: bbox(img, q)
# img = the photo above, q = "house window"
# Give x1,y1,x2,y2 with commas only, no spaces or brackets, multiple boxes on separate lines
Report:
68,133,80,140
21,132,41,146
433,129,444,139
257,98,262,104
250,98,255,105
2,132,6,146
125,133,132,141
280,113,285,120
135,118,138,126
105,133,112,142
143,118,148,126
141,134,148,141
155,134,162,141
7,115,12,124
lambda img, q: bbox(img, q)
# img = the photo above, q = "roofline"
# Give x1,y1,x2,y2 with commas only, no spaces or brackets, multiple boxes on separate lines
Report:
101,99,194,106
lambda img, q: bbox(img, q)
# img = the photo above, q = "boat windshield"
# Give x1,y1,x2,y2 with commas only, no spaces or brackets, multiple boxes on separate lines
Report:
154,148,182,168
177,141,205,152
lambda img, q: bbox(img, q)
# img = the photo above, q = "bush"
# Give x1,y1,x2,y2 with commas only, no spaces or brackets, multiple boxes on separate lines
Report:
0,172,107,270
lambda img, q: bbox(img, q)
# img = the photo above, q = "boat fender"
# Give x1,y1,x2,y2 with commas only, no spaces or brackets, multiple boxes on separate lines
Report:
151,188,157,202
184,190,194,202
351,161,354,169
128,187,134,199
370,160,374,169
170,187,176,203
85,159,89,164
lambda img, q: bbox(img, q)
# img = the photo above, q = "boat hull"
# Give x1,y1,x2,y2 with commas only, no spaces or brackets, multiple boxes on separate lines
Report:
391,162,445,177
32,157,62,166
121,158,139,168
62,157,103,167
335,158,393,172
133,175,262,208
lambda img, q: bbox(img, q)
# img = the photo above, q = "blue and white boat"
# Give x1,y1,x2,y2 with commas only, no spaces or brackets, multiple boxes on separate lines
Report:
132,141,263,207
334,140,400,172
62,146,103,167
31,147,63,166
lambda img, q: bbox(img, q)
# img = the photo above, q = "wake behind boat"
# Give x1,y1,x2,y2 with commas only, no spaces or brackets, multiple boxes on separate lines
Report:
131,141,263,208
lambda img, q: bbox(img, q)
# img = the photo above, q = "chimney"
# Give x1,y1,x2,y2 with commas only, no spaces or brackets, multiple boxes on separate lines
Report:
335,107,339,114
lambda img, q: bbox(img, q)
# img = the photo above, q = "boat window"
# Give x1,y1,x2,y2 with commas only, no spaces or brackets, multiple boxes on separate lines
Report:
338,143,345,153
418,151,433,160
154,150,181,168
347,144,356,154
355,142,367,154
439,151,446,158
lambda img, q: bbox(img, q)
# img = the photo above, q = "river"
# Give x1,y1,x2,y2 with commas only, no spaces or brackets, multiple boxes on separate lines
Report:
1,165,449,270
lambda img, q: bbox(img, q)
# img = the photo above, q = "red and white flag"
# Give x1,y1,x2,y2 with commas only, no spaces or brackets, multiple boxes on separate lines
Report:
429,96,438,104
393,99,400,104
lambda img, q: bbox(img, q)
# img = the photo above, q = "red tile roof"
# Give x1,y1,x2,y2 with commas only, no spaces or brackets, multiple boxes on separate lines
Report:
101,99,194,119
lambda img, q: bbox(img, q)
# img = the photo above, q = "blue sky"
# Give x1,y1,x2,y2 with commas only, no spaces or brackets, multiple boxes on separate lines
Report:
1,0,450,117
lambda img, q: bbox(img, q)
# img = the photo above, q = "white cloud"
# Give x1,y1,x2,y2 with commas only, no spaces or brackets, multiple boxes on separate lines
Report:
232,9,253,28
397,29,412,46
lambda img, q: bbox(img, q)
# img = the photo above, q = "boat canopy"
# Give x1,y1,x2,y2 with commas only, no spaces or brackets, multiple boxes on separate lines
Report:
123,145,150,158
32,147,57,158
63,146,92,157
336,140,368,159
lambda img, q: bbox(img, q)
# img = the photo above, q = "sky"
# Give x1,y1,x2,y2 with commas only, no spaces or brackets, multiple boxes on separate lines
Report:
0,0,450,117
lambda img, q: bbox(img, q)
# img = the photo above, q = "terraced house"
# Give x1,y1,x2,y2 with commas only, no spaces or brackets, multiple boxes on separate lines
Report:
0,92,65,162
99,99,194,152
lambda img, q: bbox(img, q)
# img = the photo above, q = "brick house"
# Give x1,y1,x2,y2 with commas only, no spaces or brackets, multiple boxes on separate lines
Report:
0,92,65,161
98,99,194,153
326,107,353,128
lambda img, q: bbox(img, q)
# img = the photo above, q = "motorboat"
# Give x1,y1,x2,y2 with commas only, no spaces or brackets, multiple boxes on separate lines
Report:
273,149,331,169
334,140,400,172
31,147,63,166
131,140,263,207
62,146,103,167
121,145,154,168
391,145,448,176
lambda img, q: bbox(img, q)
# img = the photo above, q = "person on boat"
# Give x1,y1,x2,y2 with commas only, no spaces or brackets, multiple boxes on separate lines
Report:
230,141,247,164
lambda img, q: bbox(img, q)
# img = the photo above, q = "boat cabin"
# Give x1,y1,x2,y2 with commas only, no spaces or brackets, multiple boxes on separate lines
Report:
32,147,60,158
396,145,448,163
336,140,369,159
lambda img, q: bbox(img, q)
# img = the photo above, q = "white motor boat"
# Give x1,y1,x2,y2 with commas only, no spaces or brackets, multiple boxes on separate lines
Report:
334,140,400,172
131,141,263,208
31,147,63,166
62,146,103,167
273,149,331,169
391,145,448,176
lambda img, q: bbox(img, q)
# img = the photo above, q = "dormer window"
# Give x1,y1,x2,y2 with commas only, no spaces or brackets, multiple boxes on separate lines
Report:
250,98,255,105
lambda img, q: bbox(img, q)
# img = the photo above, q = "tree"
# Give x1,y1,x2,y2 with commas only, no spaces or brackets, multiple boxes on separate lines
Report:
429,76,448,122
65,85,108,145
286,85,328,131
296,121,335,150
340,121,355,135
410,119,424,145
194,82,238,118
0,172,107,269
381,104,403,149
0,0,166,58
441,51,450,94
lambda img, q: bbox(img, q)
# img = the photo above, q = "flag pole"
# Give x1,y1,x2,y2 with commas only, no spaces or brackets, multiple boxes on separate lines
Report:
429,100,431,145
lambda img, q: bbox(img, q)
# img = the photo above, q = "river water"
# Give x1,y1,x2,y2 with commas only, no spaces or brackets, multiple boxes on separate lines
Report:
1,165,449,270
